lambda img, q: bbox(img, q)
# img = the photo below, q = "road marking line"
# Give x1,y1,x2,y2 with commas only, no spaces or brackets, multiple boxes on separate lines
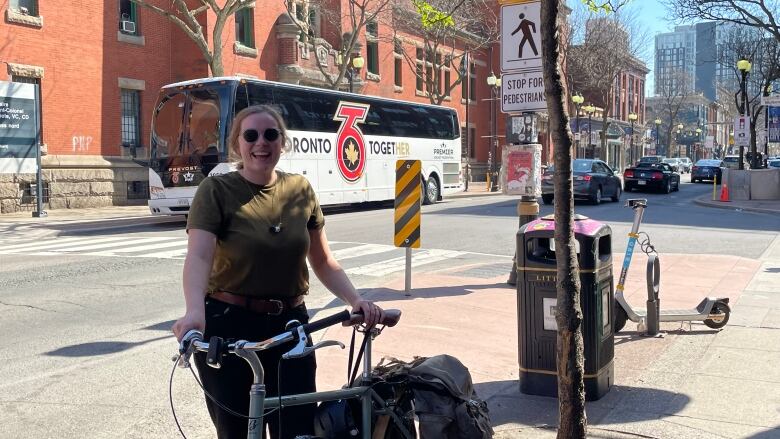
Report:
81,239,188,256
331,243,397,260
0,236,133,253
52,237,179,252
346,249,465,277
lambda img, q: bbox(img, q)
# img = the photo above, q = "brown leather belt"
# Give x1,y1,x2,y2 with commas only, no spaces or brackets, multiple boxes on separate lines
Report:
210,291,304,315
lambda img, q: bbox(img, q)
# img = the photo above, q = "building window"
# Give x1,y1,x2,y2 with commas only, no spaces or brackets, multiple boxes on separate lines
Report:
444,70,451,97
393,40,403,88
10,0,38,16
235,8,255,48
366,21,379,75
119,0,138,34
121,89,141,151
469,63,477,102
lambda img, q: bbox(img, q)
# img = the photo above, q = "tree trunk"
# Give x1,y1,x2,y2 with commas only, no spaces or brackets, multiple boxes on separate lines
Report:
540,1,587,438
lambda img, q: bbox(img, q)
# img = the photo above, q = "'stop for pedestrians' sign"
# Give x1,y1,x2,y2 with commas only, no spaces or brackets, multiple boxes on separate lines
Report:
501,1,542,72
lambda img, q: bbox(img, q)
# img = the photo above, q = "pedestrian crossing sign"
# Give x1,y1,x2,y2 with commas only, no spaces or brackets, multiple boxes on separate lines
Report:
501,1,542,73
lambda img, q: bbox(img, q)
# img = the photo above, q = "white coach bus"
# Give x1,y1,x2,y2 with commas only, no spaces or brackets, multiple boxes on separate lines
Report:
145,77,463,216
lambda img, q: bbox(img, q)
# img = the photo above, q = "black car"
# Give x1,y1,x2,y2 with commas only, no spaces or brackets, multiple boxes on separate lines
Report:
541,159,622,205
623,162,680,193
691,159,723,183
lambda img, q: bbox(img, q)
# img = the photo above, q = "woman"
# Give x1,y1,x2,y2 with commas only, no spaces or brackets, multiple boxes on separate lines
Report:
172,105,385,438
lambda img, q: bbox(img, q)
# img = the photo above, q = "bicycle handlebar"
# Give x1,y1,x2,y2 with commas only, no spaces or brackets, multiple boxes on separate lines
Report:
177,308,402,367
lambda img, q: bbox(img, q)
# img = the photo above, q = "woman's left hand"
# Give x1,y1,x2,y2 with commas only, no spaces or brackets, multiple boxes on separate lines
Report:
352,299,385,327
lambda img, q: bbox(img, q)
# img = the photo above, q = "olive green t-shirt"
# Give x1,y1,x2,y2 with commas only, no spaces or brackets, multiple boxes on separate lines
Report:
186,171,325,298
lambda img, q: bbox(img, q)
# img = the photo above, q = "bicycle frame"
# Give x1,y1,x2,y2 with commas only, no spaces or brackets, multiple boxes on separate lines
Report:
178,309,412,439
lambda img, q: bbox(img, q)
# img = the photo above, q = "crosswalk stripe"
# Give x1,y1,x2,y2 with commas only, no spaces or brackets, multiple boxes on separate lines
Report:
0,236,135,253
0,236,93,251
58,237,179,252
331,243,397,260
80,239,187,256
138,247,189,259
345,249,465,277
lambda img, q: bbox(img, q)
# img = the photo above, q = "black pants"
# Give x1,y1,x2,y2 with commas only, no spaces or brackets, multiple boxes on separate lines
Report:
194,297,317,439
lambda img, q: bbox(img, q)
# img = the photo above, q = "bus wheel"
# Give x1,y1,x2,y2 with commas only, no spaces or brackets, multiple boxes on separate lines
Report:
423,176,439,205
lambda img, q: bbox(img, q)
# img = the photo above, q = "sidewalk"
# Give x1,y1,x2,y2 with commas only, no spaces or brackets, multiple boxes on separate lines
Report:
313,242,780,438
693,193,780,215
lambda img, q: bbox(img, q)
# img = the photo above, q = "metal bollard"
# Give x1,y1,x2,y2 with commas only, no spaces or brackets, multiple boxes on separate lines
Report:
507,195,539,285
645,254,660,336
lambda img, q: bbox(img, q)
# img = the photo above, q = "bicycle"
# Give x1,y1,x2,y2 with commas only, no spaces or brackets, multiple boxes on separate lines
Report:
171,308,415,439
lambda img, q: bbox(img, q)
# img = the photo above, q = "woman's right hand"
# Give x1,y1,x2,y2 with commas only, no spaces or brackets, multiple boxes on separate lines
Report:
172,310,206,342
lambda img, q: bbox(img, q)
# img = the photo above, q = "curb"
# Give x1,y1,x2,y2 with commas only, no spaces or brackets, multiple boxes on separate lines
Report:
446,190,505,199
693,196,780,215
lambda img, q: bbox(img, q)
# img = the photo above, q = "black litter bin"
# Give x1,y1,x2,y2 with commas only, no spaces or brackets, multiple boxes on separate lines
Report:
516,214,614,401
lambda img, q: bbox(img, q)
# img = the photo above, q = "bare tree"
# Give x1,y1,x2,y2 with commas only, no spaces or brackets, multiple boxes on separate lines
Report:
717,24,780,166
284,0,397,90
541,1,632,437
389,0,498,105
566,7,649,162
664,0,780,44
653,69,696,154
130,0,254,77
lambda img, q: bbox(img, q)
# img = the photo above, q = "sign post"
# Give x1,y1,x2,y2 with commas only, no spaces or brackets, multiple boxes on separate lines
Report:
394,160,421,296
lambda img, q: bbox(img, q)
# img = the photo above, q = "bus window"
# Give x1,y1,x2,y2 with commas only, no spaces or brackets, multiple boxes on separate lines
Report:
246,83,274,108
306,93,340,133
151,93,186,160
271,88,311,131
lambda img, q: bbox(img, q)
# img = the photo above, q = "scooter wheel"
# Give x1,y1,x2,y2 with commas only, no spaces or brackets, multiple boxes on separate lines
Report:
703,301,731,329
614,304,628,333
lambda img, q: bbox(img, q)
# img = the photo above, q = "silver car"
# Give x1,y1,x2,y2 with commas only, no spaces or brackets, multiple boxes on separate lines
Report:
662,158,681,173
677,157,692,173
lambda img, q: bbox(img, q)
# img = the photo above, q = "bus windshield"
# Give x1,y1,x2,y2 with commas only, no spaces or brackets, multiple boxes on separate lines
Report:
149,87,225,189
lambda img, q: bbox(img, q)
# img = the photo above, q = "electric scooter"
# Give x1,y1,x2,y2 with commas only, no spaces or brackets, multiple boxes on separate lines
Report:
614,198,731,333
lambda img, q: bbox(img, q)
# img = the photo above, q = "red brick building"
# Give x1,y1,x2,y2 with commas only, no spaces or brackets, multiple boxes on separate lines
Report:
0,0,523,212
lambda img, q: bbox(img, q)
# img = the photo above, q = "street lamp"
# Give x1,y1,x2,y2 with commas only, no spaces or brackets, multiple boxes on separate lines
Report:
764,84,772,166
572,93,584,157
628,113,638,166
654,118,662,157
583,104,596,158
487,71,501,192
677,123,684,158
695,128,702,161
348,54,364,93
737,59,752,170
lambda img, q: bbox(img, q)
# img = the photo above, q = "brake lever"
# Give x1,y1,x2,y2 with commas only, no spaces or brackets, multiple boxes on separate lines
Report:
175,329,203,369
281,326,346,360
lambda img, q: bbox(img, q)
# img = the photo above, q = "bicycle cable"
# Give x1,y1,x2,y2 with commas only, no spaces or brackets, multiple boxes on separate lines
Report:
169,352,282,439
637,231,657,256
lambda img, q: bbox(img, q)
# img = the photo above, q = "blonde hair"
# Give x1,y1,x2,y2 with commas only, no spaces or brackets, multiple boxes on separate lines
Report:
228,105,291,169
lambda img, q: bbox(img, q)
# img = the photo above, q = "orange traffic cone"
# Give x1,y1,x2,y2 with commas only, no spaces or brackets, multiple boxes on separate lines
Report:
719,182,730,202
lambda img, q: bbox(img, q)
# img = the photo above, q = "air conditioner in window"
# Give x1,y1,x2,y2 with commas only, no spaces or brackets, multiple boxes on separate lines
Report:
120,20,136,34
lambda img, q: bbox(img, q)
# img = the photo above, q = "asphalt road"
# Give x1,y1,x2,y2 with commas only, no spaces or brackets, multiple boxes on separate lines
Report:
0,173,777,438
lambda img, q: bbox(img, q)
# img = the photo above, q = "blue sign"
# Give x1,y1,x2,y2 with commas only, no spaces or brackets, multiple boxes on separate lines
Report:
769,106,780,143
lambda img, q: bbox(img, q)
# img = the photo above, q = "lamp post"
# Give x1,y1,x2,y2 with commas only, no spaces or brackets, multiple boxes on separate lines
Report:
654,118,662,157
345,54,364,93
695,128,702,161
737,59,751,170
572,93,584,158
487,71,501,192
583,104,596,158
677,123,684,157
764,84,772,166
628,113,638,166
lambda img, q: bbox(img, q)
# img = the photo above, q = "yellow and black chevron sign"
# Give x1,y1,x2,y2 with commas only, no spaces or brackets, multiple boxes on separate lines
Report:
394,159,421,248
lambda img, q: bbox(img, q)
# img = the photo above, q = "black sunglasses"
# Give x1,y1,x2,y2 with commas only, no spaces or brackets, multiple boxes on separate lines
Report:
242,128,280,143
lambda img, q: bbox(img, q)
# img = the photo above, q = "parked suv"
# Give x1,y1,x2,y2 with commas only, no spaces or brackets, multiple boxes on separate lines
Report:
662,158,681,173
638,156,666,165
722,155,744,170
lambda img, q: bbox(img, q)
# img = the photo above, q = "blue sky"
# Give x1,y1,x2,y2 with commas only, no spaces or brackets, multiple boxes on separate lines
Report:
567,0,682,95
